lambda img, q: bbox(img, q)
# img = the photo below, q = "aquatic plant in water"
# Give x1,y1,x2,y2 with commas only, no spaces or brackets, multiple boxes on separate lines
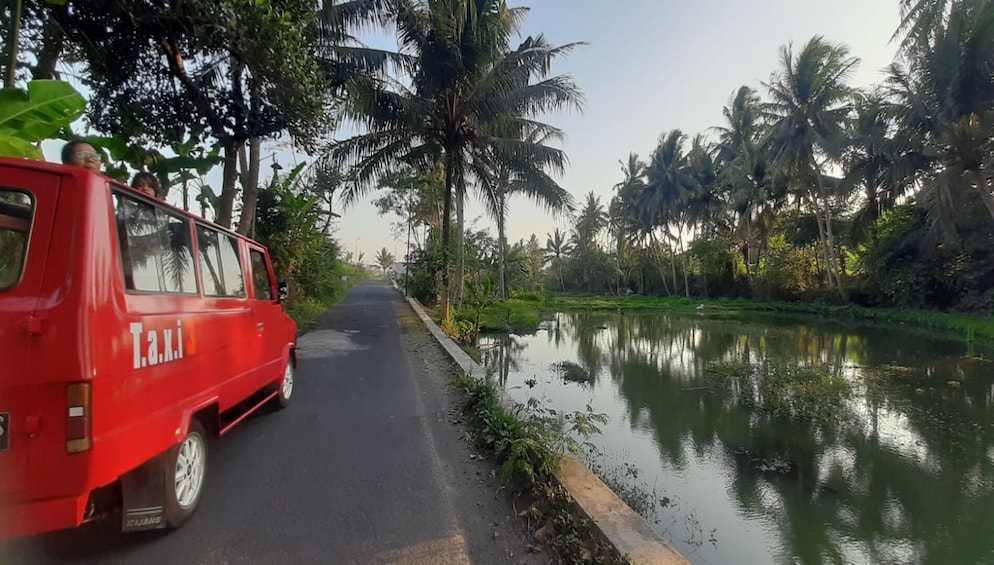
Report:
552,361,595,385
704,361,853,423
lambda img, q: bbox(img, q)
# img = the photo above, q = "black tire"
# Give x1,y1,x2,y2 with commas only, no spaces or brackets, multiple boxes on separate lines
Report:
274,358,294,410
164,419,208,529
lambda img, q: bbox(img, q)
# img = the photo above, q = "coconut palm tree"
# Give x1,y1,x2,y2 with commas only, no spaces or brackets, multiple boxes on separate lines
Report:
763,35,859,299
543,227,571,291
573,191,608,250
375,247,394,276
641,130,694,293
840,91,924,242
884,0,994,242
323,0,584,321
714,85,776,282
471,124,575,299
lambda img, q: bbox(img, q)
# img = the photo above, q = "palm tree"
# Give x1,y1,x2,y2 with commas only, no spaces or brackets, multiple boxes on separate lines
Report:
472,124,575,299
324,0,584,321
884,0,994,242
544,227,572,291
892,0,955,57
573,191,608,249
840,91,923,241
610,153,646,255
763,35,858,299
375,247,394,276
713,85,785,284
642,130,694,294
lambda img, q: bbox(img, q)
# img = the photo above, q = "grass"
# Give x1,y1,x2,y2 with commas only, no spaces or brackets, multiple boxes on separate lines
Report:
466,292,994,342
285,281,362,329
450,370,629,564
286,297,333,327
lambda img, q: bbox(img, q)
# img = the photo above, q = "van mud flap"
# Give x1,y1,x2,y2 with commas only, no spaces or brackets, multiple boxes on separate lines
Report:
119,453,169,532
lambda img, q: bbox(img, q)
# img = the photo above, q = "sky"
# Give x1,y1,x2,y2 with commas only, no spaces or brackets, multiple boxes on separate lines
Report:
333,0,902,263
41,0,901,264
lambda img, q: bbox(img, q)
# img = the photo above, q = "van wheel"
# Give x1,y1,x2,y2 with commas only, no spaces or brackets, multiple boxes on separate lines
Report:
164,419,207,528
275,360,294,410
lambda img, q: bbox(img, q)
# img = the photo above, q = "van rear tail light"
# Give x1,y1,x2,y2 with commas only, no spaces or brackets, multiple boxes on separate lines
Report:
66,383,91,453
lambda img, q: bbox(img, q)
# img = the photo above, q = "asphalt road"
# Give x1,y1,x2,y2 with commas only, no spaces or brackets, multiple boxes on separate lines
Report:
2,280,548,565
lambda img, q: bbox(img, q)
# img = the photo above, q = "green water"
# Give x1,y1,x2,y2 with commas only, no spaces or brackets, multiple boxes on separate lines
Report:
479,311,994,565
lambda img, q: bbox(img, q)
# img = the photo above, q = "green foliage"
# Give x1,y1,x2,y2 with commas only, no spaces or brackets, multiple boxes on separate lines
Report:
705,361,853,423
0,80,85,158
57,0,332,147
552,361,594,386
254,163,359,324
858,204,994,311
470,293,994,342
451,370,624,563
453,371,607,488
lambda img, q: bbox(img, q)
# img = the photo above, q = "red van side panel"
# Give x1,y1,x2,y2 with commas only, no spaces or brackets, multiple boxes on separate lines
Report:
0,158,298,539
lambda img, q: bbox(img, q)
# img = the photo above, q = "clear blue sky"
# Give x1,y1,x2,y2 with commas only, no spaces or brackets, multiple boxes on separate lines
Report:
41,1,901,263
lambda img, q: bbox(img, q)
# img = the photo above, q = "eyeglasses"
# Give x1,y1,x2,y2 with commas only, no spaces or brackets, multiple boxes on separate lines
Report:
74,151,102,162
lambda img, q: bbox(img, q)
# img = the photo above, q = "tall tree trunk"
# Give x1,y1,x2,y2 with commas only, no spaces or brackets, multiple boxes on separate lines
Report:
217,140,241,228
679,224,690,297
4,0,23,88
236,79,262,237
806,190,835,290
669,242,678,295
182,178,190,212
456,180,465,307
237,136,261,236
815,171,846,302
439,153,455,322
31,6,64,80
497,187,507,300
649,232,672,296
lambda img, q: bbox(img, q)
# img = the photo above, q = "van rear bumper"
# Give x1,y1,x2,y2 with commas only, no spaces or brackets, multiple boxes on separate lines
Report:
0,493,88,541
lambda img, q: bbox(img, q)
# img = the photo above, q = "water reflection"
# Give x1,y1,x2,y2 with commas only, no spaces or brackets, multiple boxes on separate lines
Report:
480,311,994,565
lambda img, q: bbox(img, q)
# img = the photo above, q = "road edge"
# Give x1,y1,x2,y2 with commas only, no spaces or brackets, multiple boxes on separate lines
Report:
398,286,690,565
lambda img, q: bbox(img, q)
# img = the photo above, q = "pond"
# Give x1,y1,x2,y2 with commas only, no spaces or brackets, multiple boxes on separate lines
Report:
478,310,994,565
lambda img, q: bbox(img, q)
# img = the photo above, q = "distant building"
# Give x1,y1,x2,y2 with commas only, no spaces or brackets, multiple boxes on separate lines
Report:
386,262,408,279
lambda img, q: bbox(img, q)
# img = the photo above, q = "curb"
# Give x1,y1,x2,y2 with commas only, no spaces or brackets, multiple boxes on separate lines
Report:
400,291,690,565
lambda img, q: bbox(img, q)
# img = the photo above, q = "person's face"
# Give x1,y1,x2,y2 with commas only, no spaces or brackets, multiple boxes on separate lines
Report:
135,181,157,199
68,144,102,173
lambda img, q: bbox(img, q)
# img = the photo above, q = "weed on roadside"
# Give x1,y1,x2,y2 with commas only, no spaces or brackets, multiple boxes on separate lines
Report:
451,371,631,564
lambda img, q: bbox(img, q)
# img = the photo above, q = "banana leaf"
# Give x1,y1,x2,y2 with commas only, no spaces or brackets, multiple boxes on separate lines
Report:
0,80,86,159
0,138,42,160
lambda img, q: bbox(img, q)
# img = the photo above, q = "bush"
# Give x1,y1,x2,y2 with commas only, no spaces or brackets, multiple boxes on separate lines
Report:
254,165,359,326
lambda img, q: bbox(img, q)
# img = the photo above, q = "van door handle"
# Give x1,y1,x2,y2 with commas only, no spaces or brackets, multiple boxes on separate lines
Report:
257,322,265,331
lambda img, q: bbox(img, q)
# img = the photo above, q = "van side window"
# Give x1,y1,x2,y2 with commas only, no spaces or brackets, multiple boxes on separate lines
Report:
113,192,197,294
249,249,273,300
0,189,33,290
195,225,245,297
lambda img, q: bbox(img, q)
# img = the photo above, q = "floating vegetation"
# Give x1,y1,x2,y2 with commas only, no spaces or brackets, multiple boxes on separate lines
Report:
552,361,594,385
704,361,852,423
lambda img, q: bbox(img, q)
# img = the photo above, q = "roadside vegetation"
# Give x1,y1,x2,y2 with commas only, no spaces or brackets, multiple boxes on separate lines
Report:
389,0,994,345
470,293,994,341
451,370,633,564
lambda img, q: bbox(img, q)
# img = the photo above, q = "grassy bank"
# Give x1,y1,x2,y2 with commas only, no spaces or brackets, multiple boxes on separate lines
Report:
451,371,629,564
471,292,994,341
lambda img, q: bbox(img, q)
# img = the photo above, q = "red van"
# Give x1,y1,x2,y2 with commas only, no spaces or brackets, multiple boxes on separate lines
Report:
0,157,298,540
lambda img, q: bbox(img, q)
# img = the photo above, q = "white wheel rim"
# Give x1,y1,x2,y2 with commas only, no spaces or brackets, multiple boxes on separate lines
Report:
175,432,205,510
282,363,294,400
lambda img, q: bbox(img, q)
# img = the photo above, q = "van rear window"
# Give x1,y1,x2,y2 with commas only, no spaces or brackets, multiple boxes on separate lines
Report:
0,189,33,290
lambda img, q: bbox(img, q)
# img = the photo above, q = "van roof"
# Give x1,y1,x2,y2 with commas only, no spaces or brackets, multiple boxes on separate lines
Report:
0,156,252,244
